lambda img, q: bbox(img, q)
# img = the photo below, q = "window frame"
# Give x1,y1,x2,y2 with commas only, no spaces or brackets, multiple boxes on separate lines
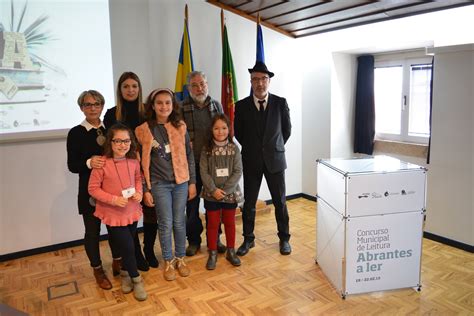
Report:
374,56,433,144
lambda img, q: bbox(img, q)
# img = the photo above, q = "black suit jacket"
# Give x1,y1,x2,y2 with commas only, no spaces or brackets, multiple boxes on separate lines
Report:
234,93,291,173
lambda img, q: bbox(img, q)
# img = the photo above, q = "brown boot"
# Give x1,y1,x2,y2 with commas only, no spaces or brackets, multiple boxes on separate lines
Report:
93,266,112,290
175,257,190,277
163,260,176,281
112,258,122,277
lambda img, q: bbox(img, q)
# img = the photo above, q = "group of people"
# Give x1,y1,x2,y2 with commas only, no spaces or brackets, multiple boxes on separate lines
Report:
66,61,292,301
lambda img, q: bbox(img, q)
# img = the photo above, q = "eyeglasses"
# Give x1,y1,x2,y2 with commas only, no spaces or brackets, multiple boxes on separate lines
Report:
82,102,102,109
112,139,131,145
251,76,269,83
190,82,207,89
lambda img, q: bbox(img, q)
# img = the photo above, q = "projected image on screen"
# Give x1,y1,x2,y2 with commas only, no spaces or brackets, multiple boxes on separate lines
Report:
0,0,114,141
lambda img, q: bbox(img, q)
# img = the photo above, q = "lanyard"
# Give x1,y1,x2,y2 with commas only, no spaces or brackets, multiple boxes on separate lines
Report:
155,125,171,161
113,158,132,189
157,124,169,145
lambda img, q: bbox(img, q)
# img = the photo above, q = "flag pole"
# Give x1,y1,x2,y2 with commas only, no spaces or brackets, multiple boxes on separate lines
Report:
221,9,224,44
185,4,188,21
257,12,260,25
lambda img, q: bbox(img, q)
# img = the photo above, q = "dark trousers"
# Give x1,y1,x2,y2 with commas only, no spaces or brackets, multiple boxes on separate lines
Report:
242,163,290,242
186,163,204,246
82,212,120,268
107,222,139,278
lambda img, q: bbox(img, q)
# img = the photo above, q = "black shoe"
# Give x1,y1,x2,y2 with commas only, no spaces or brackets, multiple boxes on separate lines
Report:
279,240,291,255
134,232,149,271
225,248,241,266
144,247,159,268
143,222,158,268
136,252,150,271
186,244,201,256
236,240,255,256
217,239,227,254
206,250,218,270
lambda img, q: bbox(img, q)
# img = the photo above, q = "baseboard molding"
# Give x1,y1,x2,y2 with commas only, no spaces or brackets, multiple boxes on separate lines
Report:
0,227,144,262
264,193,317,204
300,193,317,201
423,232,473,253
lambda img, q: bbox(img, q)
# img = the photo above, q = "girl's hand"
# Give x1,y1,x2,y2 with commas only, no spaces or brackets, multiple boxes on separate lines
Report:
91,155,105,169
188,183,197,200
131,192,142,203
113,196,128,207
212,188,226,200
143,191,154,207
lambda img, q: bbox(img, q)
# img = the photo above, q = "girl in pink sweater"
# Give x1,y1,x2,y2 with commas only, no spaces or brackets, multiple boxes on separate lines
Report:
88,124,146,301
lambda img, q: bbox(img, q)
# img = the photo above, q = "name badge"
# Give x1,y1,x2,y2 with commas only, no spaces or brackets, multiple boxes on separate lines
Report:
165,144,171,153
122,187,136,198
216,168,229,177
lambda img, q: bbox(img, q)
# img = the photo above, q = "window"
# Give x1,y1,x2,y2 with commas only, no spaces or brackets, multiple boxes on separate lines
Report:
374,57,432,144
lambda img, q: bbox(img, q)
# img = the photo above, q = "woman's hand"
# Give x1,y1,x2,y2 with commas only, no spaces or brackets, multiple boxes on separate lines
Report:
143,191,155,207
90,155,106,169
212,188,226,200
188,183,197,200
131,191,142,203
113,196,128,207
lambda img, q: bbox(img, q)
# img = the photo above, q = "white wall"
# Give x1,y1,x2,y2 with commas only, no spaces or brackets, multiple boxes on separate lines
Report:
426,45,473,245
109,0,154,95
330,53,356,159
0,139,84,254
299,45,332,197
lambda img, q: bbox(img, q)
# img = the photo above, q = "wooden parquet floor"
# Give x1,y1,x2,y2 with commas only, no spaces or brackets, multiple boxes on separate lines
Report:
0,198,473,315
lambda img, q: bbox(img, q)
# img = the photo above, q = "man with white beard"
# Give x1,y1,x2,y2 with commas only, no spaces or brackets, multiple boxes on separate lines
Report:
180,71,225,256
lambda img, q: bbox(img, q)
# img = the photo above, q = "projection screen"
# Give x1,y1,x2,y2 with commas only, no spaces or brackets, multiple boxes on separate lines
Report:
0,0,115,143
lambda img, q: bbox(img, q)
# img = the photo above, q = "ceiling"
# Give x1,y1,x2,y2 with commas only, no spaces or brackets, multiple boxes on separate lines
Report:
207,0,474,38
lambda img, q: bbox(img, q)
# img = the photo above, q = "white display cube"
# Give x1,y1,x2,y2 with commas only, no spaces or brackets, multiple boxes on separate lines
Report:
316,156,427,298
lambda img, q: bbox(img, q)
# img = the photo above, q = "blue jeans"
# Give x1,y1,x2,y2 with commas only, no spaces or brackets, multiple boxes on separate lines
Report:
152,180,188,261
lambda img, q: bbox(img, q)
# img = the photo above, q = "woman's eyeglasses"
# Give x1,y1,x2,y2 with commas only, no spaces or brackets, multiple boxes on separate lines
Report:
83,102,103,109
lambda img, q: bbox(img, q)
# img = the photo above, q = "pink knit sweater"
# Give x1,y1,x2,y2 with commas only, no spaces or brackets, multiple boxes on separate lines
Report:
88,157,143,226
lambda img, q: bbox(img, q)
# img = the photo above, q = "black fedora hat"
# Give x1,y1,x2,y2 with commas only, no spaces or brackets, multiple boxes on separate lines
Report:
248,61,274,78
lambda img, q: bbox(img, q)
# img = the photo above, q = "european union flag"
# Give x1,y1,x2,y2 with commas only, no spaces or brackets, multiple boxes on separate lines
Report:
256,23,265,63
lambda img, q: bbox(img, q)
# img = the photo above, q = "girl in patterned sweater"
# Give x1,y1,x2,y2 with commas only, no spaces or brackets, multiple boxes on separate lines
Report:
88,124,146,301
200,114,243,270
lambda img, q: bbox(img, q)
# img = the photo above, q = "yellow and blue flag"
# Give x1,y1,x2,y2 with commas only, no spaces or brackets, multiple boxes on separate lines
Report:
174,18,194,101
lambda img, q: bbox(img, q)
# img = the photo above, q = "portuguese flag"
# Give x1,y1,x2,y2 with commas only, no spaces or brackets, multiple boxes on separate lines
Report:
221,24,238,134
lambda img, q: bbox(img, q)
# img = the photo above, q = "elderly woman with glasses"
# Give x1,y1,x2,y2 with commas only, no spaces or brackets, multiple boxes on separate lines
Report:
66,90,121,290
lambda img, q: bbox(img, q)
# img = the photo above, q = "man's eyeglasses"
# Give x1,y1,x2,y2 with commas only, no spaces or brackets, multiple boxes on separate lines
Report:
82,102,102,109
112,139,131,145
251,76,269,83
190,82,207,89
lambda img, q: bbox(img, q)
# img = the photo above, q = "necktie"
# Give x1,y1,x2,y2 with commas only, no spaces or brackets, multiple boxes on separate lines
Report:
258,100,265,112
258,100,266,134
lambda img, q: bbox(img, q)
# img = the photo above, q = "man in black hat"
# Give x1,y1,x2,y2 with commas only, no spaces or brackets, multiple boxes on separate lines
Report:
234,61,292,256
